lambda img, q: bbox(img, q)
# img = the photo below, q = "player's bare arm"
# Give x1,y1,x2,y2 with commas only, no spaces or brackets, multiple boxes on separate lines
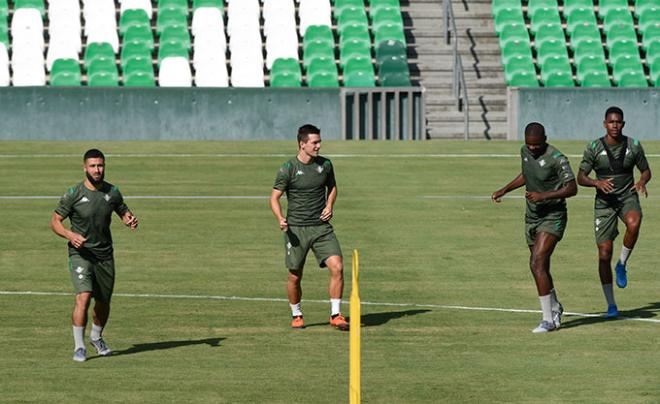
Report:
526,179,577,203
270,188,288,230
320,185,337,222
50,212,87,249
492,173,525,202
634,168,652,197
121,211,139,230
577,170,615,194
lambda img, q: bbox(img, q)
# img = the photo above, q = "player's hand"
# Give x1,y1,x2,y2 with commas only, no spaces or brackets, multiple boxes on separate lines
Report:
525,191,545,203
491,189,506,203
320,206,333,221
123,212,139,230
279,217,288,231
595,178,614,194
634,181,648,198
68,232,87,249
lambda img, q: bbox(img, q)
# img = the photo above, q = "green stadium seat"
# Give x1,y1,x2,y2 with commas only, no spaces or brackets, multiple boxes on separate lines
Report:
642,23,660,49
504,54,536,82
608,39,641,65
605,23,638,48
159,0,188,12
304,25,335,47
0,28,8,48
563,0,595,16
50,59,81,86
573,39,606,64
613,55,645,82
377,56,407,76
602,8,634,31
533,23,565,47
123,58,153,77
307,57,338,77
507,70,540,86
271,58,301,76
375,40,405,64
501,39,534,64
160,26,191,50
527,0,559,20
192,0,223,11
337,7,369,28
374,23,405,47
540,55,572,82
494,8,525,35
88,71,120,87
565,7,598,33
345,56,376,77
158,41,189,64
157,8,188,35
576,55,609,80
645,40,660,64
371,7,404,32
530,8,562,35
638,8,660,33
380,72,411,86
543,70,575,86
308,70,340,87
634,0,660,16
598,0,630,19
14,0,45,16
580,70,612,86
649,57,660,84
124,70,156,87
123,26,155,51
335,0,366,15
51,72,82,86
84,43,115,68
537,39,568,64
492,0,522,17
342,39,372,67
303,42,335,68
87,59,117,75
617,70,649,86
120,43,152,69
271,72,302,87
119,9,151,36
370,0,401,17
498,22,530,44
344,70,376,87
569,22,601,49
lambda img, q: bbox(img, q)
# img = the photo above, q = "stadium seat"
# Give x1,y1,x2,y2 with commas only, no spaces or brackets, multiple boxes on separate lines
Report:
634,0,660,17
374,23,406,47
339,23,371,45
271,71,302,87
543,70,575,86
158,0,188,13
573,39,606,64
649,58,660,84
501,39,533,64
119,9,150,36
608,39,641,65
617,70,649,86
537,39,568,65
120,0,153,17
346,55,376,77
121,43,151,69
304,25,334,47
307,70,339,87
194,0,223,11
308,57,338,77
265,30,298,69
160,26,191,50
569,22,601,49
527,0,559,20
14,0,45,16
88,70,119,87
231,64,265,87
508,70,540,86
605,23,638,48
565,7,598,33
378,55,409,76
492,0,522,17
156,8,188,35
50,58,81,86
612,55,645,82
194,61,229,87
304,42,335,68
193,35,226,67
504,54,536,83
645,40,660,64
642,23,660,50
271,57,301,76
533,22,565,46
123,25,155,50
159,57,192,87
371,7,404,32
540,55,572,82
337,6,368,27
344,70,376,87
84,42,114,67
380,72,411,87
46,41,79,71
638,7,660,33
494,8,525,35
335,0,366,15
123,57,153,76
598,0,630,19
579,70,612,86
192,8,224,37
375,40,406,63
563,0,594,16
299,0,332,37
576,55,609,80
158,41,189,64
530,8,562,35
124,70,156,87
342,39,372,67
602,8,634,32
498,23,530,45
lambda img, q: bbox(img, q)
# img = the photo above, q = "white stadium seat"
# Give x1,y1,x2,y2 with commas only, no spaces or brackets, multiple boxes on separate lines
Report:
159,57,193,87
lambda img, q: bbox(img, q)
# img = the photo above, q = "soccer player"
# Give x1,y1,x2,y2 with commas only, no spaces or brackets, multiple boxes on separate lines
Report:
492,123,577,333
270,124,349,331
50,149,138,362
577,106,651,318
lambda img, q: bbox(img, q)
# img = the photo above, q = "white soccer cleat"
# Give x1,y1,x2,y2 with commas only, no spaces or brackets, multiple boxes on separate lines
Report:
90,338,112,356
552,303,564,328
532,320,557,334
73,347,86,362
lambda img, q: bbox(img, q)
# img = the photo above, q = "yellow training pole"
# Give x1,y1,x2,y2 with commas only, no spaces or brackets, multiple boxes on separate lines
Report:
349,249,361,404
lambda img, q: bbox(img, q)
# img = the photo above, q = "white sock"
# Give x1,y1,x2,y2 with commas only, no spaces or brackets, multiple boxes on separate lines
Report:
602,283,616,306
290,302,302,317
90,323,103,341
619,246,632,265
550,288,561,311
539,294,553,323
73,326,85,350
330,298,341,316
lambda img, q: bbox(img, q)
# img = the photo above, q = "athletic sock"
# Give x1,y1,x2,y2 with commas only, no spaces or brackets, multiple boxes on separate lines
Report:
90,324,103,341
73,326,85,350
602,283,616,306
619,246,632,266
330,298,341,316
539,295,553,323
290,303,302,317
550,288,561,311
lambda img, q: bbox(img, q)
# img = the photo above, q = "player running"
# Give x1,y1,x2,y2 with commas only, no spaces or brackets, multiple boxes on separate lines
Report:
492,123,577,333
577,106,651,318
51,149,138,362
270,124,349,331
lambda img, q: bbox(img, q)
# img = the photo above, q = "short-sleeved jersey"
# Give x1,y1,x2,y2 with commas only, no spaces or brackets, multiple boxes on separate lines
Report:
521,143,575,216
273,156,336,226
579,137,649,204
55,181,129,260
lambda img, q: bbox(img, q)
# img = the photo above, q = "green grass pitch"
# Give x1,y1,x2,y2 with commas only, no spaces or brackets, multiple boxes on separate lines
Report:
1,140,659,403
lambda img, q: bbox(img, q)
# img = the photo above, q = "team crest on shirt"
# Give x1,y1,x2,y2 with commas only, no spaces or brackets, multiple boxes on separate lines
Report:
75,266,84,274
77,197,89,204
316,165,324,174
104,194,110,202
295,169,304,176
539,159,546,167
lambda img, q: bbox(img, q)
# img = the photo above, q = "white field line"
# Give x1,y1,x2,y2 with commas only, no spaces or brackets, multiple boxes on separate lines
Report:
4,153,660,159
1,290,659,324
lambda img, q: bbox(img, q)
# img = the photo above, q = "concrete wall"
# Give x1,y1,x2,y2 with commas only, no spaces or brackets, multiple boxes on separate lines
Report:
0,88,341,140
507,88,660,140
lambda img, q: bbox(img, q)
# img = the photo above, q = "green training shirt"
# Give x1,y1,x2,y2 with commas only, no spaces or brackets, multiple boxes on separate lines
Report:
521,143,575,216
579,137,648,204
273,156,336,226
55,181,129,260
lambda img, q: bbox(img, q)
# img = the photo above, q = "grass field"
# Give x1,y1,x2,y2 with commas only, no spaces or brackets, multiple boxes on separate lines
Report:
1,140,659,403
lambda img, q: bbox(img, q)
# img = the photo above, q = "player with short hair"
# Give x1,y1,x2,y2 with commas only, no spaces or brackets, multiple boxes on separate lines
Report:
492,122,577,333
51,149,138,362
577,106,651,318
270,124,349,331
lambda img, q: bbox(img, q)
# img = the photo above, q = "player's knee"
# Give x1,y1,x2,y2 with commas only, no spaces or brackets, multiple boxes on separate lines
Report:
625,216,642,232
598,246,613,262
75,292,92,308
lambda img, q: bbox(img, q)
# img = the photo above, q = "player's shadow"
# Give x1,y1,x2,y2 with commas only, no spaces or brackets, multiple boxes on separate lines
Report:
561,302,660,329
304,309,431,328
99,337,225,358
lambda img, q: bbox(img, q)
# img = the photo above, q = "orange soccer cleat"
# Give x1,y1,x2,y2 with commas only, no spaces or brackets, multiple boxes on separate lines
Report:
291,315,305,329
330,314,349,331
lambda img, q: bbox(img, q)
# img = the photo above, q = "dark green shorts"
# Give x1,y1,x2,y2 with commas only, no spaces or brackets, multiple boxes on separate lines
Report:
283,223,343,270
525,210,567,246
594,193,642,244
68,254,115,302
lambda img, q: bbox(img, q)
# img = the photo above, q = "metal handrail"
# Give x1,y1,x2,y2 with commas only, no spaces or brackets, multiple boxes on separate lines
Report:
442,0,469,140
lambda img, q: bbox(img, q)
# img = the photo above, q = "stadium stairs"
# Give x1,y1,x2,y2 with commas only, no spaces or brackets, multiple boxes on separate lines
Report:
407,0,508,139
